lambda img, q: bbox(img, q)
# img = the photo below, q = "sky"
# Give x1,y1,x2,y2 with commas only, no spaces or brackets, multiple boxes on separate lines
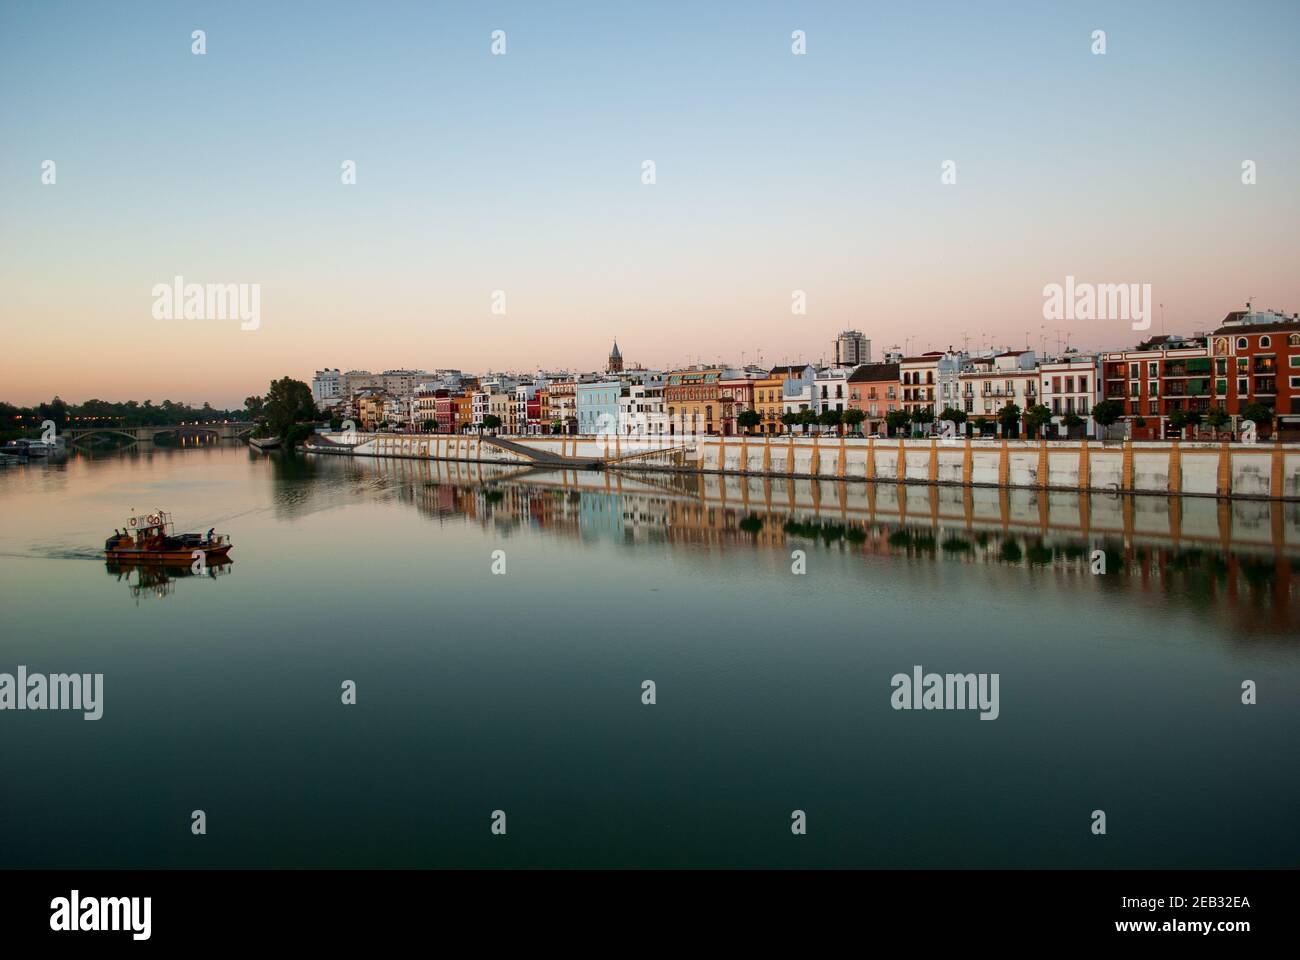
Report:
1,0,1298,408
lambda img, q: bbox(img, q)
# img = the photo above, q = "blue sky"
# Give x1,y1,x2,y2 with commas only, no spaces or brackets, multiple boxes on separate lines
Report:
2,0,1297,405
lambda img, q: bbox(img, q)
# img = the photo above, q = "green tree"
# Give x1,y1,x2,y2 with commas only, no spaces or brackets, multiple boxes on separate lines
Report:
261,377,318,447
797,409,818,435
549,419,564,434
780,411,799,435
1023,403,1052,439
998,402,1022,438
1090,399,1125,440
1240,401,1273,432
939,407,967,438
737,409,762,434
911,406,935,436
1204,406,1229,438
481,413,502,434
885,409,911,438
842,408,866,435
817,408,844,435
1062,412,1085,438
244,395,265,419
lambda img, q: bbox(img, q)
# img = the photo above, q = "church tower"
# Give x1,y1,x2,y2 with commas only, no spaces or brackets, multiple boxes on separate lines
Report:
607,339,624,374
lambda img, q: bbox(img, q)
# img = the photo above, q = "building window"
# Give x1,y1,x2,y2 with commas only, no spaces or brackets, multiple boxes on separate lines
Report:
1260,336,1271,349
1237,337,1248,350
1237,378,1248,395
1149,400,1159,414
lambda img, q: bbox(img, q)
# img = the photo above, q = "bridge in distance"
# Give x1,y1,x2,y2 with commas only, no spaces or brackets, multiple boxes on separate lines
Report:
63,422,257,445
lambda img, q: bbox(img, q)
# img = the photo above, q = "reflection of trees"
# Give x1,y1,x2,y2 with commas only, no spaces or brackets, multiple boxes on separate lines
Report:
296,455,1298,634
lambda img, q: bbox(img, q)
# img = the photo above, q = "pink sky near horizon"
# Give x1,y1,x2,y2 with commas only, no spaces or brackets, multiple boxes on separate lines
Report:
3,238,1295,410
3,2,1298,410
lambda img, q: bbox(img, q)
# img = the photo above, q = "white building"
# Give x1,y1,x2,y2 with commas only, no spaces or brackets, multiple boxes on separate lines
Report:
813,367,852,415
513,383,540,435
1039,354,1101,437
958,350,1040,431
900,353,943,419
934,349,969,414
618,381,668,436
382,395,407,429
312,368,343,406
833,330,871,367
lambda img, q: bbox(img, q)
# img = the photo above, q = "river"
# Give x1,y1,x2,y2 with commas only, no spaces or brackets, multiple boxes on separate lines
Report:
0,444,1296,868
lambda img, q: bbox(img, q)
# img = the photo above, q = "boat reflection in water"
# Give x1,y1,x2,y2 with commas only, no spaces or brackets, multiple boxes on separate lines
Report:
299,455,1300,639
105,557,233,602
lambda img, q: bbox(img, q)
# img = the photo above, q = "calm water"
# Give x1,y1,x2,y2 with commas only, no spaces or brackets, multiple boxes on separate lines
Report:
1,444,1297,868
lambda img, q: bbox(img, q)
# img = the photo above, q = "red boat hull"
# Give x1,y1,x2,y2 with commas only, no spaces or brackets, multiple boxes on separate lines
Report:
106,545,233,563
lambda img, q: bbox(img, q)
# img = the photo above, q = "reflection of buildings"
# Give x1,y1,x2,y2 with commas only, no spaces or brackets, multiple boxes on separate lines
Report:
313,455,1298,633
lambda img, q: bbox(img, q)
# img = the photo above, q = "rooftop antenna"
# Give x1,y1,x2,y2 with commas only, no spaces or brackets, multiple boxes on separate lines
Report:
1159,303,1165,335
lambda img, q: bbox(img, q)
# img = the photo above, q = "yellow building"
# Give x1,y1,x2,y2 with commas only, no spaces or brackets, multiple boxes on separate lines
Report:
753,375,786,434
665,368,733,435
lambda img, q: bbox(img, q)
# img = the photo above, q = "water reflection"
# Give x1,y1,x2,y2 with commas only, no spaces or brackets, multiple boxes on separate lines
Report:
105,558,233,602
297,455,1299,637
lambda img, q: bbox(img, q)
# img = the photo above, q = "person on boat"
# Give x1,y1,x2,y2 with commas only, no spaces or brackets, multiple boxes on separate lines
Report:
207,528,215,542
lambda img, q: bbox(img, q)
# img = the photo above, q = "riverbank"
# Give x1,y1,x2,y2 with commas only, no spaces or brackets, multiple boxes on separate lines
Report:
305,432,1300,501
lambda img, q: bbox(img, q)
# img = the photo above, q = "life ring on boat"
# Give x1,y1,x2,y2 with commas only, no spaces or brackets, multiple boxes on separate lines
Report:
129,518,137,527
148,514,160,525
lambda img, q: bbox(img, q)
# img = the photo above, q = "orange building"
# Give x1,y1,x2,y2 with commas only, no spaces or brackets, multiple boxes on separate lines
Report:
665,368,734,435
452,394,474,432
847,362,900,435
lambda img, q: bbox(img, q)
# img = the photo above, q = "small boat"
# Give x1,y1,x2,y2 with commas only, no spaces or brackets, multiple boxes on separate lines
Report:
105,510,233,563
3,437,66,458
248,436,281,450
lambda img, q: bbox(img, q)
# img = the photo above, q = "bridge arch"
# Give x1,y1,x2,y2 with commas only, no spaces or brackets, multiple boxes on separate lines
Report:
67,429,140,446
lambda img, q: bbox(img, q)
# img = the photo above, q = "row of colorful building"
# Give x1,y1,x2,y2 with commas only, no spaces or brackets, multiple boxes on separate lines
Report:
311,307,1300,440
